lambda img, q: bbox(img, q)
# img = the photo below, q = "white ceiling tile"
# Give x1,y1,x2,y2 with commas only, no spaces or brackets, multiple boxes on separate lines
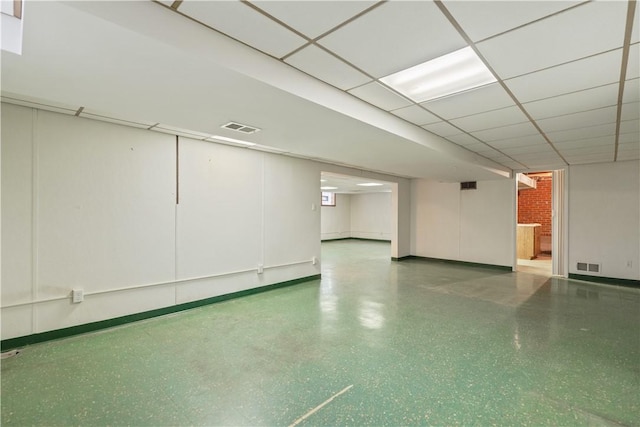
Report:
553,135,615,149
253,1,377,39
624,78,639,103
622,102,640,121
472,144,502,154
616,151,640,161
158,1,174,6
421,83,515,120
318,1,467,78
618,141,640,152
348,82,411,111
627,43,639,80
490,134,548,148
471,121,539,142
523,83,619,120
460,142,490,152
618,144,640,152
633,8,640,44
522,161,567,169
513,152,563,161
565,152,613,162
450,106,528,133
505,49,622,103
558,145,614,156
619,132,640,144
446,133,481,146
179,1,306,58
500,160,528,169
423,121,463,138
443,1,582,43
501,144,557,155
477,1,627,79
285,45,371,90
547,123,615,143
390,105,440,126
536,106,617,134
620,119,640,134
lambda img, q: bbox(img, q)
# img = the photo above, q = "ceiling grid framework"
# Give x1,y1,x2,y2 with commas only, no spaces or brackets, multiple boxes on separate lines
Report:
163,0,639,170
2,0,638,181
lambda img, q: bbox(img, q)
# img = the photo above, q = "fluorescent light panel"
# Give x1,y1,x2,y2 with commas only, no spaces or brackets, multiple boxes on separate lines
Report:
357,182,383,187
380,47,496,103
208,135,256,146
321,186,338,190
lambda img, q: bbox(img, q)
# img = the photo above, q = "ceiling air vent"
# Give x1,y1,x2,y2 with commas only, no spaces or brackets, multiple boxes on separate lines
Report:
221,121,261,134
460,181,477,190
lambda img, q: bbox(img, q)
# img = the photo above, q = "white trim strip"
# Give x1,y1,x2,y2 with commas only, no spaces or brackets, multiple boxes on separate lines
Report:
289,385,353,427
1,260,314,309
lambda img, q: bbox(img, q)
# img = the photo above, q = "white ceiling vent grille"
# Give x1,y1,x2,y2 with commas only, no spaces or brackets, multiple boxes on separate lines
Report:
221,121,261,134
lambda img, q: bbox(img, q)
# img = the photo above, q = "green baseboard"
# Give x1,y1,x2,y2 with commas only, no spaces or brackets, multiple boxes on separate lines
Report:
1,274,321,352
568,273,639,288
402,256,512,271
322,237,391,243
391,256,412,261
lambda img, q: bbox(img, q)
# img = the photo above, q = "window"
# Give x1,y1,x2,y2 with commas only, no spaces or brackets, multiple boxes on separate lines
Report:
321,192,336,207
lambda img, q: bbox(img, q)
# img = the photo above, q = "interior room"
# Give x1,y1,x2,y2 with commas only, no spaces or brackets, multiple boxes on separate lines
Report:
516,172,553,276
1,1,639,425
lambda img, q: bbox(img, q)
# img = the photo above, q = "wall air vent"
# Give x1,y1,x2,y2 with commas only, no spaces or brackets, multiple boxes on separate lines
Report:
460,181,477,190
221,121,261,134
577,262,600,273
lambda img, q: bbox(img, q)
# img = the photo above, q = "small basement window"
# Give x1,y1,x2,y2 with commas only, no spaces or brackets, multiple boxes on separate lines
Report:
321,192,336,206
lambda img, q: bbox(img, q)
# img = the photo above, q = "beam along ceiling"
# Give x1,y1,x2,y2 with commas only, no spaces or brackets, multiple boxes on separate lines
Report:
2,1,638,181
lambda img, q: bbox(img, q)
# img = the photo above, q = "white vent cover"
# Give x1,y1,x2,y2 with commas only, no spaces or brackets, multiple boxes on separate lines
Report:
221,121,261,134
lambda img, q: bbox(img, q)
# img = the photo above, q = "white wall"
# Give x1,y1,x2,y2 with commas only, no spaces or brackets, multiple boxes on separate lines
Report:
320,192,392,241
411,179,515,267
1,103,413,340
320,194,351,240
350,192,392,240
0,104,321,340
568,160,640,280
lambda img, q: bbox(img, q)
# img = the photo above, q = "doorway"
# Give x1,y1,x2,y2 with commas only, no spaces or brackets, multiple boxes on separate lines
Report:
516,172,553,276
319,172,396,258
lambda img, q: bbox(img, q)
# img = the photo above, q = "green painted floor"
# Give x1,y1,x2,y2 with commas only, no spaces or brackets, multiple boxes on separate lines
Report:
2,240,639,426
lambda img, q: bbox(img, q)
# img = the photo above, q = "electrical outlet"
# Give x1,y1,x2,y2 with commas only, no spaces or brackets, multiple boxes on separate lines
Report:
257,264,264,274
627,260,633,268
72,289,84,303
312,256,317,265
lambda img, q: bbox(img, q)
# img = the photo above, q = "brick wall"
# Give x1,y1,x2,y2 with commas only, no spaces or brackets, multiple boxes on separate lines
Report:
518,174,552,237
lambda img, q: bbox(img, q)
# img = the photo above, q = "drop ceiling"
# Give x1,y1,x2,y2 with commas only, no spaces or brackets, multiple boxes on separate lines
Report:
2,0,638,181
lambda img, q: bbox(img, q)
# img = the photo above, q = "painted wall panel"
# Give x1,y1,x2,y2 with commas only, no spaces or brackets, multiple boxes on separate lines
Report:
1,104,33,304
35,111,176,297
321,193,351,240
569,160,640,280
411,180,461,260
459,179,514,266
350,192,392,240
177,139,262,279
411,179,514,266
264,155,320,267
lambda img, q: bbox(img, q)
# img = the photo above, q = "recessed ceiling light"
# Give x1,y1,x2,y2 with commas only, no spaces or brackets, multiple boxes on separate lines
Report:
320,179,327,182
208,135,256,146
321,186,338,190
380,47,496,103
357,182,384,187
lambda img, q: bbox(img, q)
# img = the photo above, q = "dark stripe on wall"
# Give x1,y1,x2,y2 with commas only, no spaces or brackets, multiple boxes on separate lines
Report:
1,274,320,351
397,255,513,272
569,273,639,288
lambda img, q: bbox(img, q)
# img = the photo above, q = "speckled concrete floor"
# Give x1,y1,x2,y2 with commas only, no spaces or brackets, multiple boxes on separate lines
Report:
2,240,639,426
